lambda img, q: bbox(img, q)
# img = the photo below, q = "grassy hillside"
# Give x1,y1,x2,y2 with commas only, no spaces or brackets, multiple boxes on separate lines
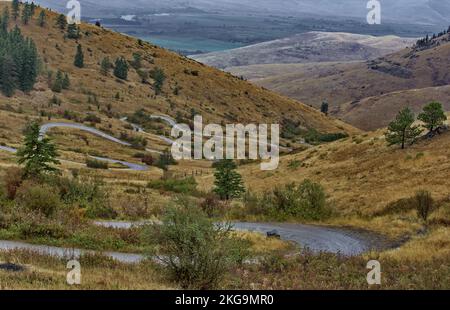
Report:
0,2,354,149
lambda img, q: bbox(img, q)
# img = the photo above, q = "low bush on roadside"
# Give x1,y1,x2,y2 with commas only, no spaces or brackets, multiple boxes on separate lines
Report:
1,167,24,200
86,158,109,169
415,190,434,222
142,197,249,289
15,182,61,217
240,179,332,221
200,193,227,218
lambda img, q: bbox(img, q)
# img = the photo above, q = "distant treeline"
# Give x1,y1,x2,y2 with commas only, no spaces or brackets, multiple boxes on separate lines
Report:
0,10,39,97
415,25,450,49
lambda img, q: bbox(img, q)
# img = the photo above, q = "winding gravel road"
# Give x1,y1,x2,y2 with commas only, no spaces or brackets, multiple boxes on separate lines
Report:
0,220,387,265
94,221,386,256
0,240,144,264
0,115,181,171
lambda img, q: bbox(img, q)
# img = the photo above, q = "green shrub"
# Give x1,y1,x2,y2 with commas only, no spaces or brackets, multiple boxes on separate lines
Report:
142,198,249,289
155,149,177,170
200,193,225,218
243,180,331,221
1,167,23,200
16,214,68,239
304,128,348,144
15,182,61,217
86,158,109,169
415,190,434,222
85,201,117,219
288,159,301,170
84,114,101,124
148,177,197,195
373,197,416,217
54,176,106,208
119,132,148,149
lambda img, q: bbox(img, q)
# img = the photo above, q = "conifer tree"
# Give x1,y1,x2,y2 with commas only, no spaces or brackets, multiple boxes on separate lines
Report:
67,23,80,39
30,2,36,16
52,70,63,92
21,3,32,25
17,121,60,177
1,7,9,33
12,0,20,21
100,56,111,75
18,37,38,92
418,101,447,133
62,72,70,89
0,25,38,96
321,100,329,115
38,10,45,27
385,107,422,149
213,159,245,200
0,55,17,97
113,57,128,80
150,67,166,95
56,14,67,30
74,44,84,68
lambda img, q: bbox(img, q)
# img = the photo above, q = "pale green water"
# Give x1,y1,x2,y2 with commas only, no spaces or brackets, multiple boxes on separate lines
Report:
141,36,244,55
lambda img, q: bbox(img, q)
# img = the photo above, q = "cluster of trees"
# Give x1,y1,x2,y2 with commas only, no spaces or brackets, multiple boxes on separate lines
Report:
50,70,70,92
0,23,39,96
415,26,450,48
113,57,128,80
10,1,44,27
150,67,166,95
100,56,130,80
386,101,447,149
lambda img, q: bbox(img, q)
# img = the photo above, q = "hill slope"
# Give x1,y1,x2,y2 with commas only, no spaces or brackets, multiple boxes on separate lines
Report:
191,32,416,69
0,2,356,155
195,120,450,225
251,31,450,130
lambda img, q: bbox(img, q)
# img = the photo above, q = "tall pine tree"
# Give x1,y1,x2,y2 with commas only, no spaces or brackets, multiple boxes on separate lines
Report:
38,10,45,27
213,159,245,200
113,57,128,80
12,0,20,21
74,44,84,68
21,3,32,25
1,7,9,33
56,14,67,30
17,121,60,177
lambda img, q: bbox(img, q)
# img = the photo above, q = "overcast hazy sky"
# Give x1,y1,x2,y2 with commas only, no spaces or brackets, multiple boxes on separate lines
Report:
34,0,450,25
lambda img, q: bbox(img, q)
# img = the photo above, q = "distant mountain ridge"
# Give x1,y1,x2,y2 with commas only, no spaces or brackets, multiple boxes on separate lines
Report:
190,32,417,69
34,0,450,26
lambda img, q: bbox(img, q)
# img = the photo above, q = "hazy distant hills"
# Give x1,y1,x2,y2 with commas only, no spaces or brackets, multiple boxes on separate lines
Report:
190,32,416,69
34,0,450,26
250,32,450,130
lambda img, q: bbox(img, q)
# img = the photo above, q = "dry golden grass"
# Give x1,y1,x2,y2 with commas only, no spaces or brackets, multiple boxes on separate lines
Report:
380,227,450,262
0,250,172,290
233,231,293,253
